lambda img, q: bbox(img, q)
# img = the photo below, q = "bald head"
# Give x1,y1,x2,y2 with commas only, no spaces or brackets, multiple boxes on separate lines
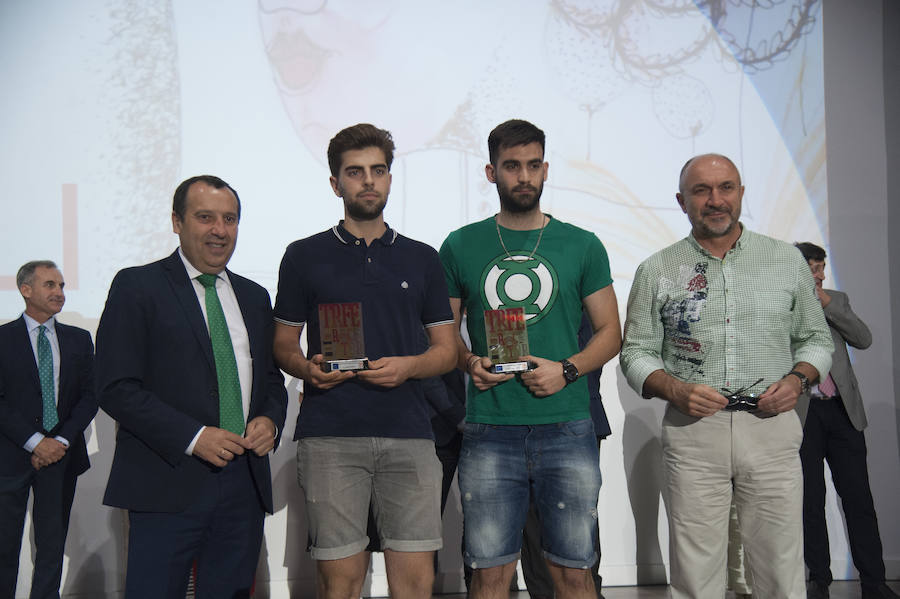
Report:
676,153,744,244
678,154,741,195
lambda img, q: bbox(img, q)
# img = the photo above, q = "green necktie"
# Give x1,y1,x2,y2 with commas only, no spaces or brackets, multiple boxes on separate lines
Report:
196,274,244,435
37,325,59,430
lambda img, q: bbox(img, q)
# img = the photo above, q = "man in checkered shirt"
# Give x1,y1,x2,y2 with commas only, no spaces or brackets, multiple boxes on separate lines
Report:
620,154,833,599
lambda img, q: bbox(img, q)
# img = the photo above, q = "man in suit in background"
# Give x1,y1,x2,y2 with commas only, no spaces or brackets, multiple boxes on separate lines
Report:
0,260,97,599
794,242,899,599
95,175,287,599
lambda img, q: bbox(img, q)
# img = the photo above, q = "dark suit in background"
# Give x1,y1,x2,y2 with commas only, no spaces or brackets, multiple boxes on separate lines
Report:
427,369,467,512
0,317,96,599
797,289,892,595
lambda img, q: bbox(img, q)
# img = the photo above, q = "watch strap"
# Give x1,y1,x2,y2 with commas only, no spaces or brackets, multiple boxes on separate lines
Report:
787,370,810,393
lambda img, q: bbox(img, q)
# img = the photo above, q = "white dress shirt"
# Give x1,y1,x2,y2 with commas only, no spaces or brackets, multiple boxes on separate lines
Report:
179,249,253,454
22,313,69,451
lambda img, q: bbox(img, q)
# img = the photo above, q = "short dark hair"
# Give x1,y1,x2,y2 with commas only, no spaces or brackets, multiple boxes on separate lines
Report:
327,124,395,177
488,119,546,166
794,242,827,262
17,260,58,288
172,175,241,221
678,153,741,194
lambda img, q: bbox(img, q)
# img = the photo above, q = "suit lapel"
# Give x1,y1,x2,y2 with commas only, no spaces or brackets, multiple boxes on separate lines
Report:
163,252,216,371
14,316,41,393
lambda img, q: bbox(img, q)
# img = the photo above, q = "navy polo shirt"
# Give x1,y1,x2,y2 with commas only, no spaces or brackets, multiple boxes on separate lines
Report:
274,223,453,440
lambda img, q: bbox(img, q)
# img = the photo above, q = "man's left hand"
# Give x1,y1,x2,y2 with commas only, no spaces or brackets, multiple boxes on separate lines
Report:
519,355,566,398
757,376,802,414
244,416,277,456
356,356,414,388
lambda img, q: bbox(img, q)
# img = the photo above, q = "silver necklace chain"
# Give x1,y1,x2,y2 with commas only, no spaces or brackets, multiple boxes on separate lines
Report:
495,214,547,262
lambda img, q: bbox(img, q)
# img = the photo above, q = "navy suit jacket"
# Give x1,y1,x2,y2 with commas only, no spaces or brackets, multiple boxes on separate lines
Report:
0,316,96,477
96,251,287,513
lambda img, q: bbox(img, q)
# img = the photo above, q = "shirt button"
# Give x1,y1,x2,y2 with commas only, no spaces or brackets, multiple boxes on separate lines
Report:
355,240,360,245
367,258,372,263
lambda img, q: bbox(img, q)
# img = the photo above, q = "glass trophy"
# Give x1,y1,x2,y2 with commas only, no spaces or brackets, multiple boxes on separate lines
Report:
484,307,536,374
318,302,368,372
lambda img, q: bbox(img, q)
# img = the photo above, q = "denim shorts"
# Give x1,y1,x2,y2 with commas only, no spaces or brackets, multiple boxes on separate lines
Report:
297,436,443,560
458,419,601,569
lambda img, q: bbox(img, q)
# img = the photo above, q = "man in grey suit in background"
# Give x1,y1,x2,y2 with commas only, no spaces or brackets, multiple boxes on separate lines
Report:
794,242,899,599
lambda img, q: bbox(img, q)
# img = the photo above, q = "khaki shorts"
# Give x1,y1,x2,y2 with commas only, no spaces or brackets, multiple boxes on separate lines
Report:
297,436,443,561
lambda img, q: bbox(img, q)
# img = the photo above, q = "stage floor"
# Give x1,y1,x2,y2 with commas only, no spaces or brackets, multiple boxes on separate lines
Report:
440,580,900,598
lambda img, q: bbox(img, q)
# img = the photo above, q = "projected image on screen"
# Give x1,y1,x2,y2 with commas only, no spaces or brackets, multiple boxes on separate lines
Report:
256,0,826,274
1,0,825,322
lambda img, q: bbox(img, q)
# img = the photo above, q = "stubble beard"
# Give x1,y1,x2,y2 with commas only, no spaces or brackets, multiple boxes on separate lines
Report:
343,188,387,221
696,209,738,239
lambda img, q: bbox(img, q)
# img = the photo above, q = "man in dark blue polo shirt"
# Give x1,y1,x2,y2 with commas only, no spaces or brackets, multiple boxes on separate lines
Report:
273,123,456,599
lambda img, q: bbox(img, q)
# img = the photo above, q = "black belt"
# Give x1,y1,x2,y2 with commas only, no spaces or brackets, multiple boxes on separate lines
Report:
813,394,841,401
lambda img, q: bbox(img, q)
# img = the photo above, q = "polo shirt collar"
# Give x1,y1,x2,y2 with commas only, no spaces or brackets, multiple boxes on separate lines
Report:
331,221,398,246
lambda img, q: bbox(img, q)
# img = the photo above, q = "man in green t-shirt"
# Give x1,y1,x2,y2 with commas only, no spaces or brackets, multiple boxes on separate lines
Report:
439,119,621,599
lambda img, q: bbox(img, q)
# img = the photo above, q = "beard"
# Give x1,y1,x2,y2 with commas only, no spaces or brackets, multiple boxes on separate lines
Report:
342,189,387,221
695,208,738,238
496,179,543,214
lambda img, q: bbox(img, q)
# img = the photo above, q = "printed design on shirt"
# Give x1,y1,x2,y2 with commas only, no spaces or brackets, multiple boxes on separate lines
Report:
661,261,708,377
481,253,559,325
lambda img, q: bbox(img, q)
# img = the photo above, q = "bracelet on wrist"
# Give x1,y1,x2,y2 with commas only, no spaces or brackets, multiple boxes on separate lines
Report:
466,354,480,374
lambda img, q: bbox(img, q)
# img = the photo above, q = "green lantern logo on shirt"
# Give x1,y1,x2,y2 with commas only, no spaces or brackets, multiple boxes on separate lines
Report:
481,253,558,324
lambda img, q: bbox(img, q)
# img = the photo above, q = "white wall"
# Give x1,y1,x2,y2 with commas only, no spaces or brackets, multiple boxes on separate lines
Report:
821,0,900,581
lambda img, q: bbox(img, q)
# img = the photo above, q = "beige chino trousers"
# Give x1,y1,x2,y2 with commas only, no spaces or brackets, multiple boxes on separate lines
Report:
662,406,805,599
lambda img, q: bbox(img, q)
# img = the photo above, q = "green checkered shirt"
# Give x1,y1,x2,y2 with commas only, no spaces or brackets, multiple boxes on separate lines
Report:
621,226,833,397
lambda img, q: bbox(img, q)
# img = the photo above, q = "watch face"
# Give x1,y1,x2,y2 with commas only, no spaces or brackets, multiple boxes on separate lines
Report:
562,360,578,383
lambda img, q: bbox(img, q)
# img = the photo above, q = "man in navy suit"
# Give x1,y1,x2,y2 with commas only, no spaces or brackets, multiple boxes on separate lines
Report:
0,260,97,599
95,175,287,599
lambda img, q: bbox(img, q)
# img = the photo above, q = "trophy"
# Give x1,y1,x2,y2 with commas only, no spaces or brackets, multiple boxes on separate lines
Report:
318,302,368,372
484,307,536,374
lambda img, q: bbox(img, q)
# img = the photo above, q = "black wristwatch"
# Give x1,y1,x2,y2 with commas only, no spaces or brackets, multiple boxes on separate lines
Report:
561,359,579,385
787,370,810,394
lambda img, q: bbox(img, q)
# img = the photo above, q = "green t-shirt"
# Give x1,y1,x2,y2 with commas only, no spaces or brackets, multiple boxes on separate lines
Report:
439,215,613,424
